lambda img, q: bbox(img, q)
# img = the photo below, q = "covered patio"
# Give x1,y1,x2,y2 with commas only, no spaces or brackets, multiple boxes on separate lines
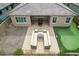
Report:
30,16,50,26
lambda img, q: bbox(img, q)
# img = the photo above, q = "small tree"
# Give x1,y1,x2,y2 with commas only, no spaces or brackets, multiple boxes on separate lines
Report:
14,48,24,55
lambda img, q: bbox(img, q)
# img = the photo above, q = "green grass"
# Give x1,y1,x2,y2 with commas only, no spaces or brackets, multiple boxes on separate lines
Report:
54,21,79,54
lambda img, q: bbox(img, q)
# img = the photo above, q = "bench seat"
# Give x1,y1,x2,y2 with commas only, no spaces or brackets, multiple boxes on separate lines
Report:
31,31,37,49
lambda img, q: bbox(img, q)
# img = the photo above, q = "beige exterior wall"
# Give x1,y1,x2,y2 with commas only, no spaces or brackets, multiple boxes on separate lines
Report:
11,15,73,27
50,16,73,27
11,15,31,27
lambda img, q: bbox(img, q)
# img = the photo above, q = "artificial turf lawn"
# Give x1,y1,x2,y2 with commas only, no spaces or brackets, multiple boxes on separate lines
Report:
54,21,79,53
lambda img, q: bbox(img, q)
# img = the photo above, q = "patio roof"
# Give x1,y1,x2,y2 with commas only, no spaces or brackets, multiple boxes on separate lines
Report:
9,3,76,16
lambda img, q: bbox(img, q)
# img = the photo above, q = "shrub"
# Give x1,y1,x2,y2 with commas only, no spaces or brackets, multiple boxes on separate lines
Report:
0,49,5,55
14,48,24,55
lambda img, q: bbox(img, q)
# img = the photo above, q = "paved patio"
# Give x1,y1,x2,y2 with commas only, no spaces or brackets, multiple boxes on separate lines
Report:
0,24,27,54
0,22,60,55
22,23,60,55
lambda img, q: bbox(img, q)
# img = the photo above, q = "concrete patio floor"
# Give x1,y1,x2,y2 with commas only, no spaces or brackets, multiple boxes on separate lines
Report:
22,23,60,55
0,22,59,55
0,24,27,54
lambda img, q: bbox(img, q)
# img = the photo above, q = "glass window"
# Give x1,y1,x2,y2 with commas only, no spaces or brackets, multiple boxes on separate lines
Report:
20,17,22,22
66,17,71,23
52,17,57,23
24,17,26,22
16,17,26,23
16,17,18,22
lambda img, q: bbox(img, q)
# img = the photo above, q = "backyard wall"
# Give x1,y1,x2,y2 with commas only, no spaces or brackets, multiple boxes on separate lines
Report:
0,17,11,33
50,16,73,27
10,15,31,27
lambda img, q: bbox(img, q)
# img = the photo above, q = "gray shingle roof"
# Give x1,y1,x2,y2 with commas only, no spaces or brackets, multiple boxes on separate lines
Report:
10,3,76,16
0,3,11,10
74,3,79,6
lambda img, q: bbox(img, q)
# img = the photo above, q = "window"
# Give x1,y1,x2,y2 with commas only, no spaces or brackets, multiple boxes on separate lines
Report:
16,17,26,23
66,17,71,23
52,17,57,23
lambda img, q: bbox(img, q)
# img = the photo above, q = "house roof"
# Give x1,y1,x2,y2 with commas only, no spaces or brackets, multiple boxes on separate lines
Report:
0,3,11,10
9,3,76,16
65,3,79,15
0,15,8,21
74,3,79,6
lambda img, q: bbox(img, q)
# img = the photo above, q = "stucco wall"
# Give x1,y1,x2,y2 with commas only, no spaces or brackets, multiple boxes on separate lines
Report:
50,16,73,27
11,15,31,27
11,15,73,27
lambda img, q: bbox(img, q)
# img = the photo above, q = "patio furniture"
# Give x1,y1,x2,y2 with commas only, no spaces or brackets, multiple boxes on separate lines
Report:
47,31,51,46
43,30,51,48
31,29,51,49
31,30,38,49
44,33,49,49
